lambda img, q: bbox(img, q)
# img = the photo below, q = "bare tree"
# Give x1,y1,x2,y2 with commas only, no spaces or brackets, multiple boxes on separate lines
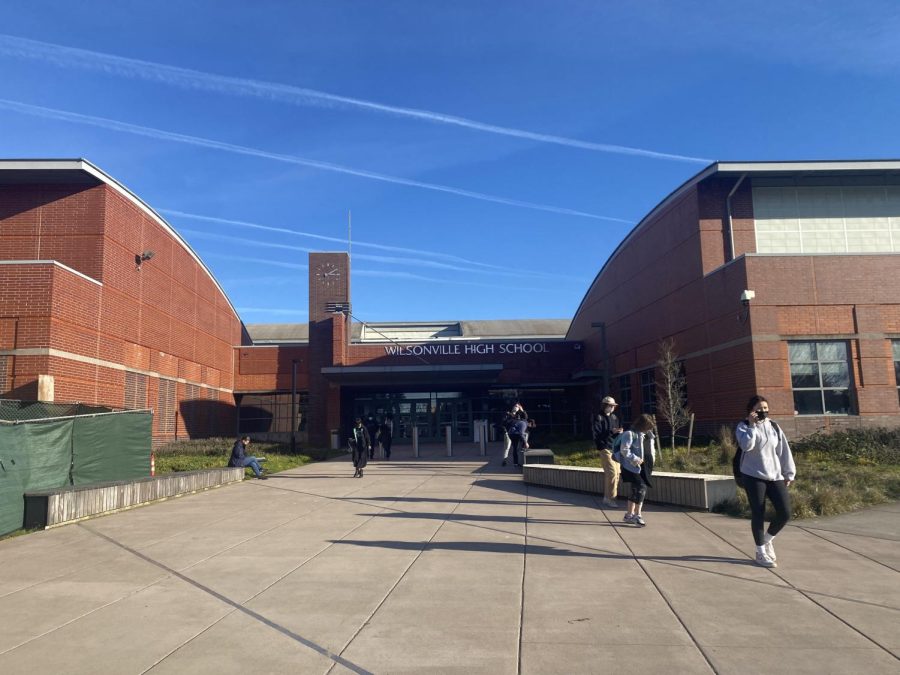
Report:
656,338,691,451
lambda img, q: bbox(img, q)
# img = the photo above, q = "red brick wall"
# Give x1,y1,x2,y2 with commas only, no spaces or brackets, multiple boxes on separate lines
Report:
568,173,900,435
234,345,309,392
0,183,105,280
0,180,243,444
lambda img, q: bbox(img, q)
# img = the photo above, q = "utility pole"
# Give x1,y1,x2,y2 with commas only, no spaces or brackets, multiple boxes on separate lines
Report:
291,359,298,453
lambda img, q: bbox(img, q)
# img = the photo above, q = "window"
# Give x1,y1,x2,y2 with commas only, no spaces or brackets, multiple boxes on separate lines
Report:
239,392,309,434
617,374,633,425
640,368,656,414
753,185,900,254
789,341,853,415
893,341,900,406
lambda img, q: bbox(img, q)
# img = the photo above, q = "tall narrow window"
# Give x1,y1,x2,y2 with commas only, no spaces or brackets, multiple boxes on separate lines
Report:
640,368,656,414
893,341,900,406
617,374,633,425
789,341,853,415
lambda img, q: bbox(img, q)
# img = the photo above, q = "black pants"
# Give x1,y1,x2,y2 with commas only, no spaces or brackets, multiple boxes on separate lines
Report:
622,469,648,505
743,476,791,546
382,435,392,459
510,435,526,465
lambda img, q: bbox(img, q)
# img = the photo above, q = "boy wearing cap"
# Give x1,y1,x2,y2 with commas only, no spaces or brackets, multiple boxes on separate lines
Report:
592,396,623,506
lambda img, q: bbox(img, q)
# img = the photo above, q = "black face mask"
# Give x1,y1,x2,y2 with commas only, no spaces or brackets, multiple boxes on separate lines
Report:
757,410,768,420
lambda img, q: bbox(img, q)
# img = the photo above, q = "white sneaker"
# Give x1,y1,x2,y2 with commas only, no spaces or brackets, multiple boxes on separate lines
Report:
764,540,777,562
755,551,777,568
634,515,645,526
623,513,635,523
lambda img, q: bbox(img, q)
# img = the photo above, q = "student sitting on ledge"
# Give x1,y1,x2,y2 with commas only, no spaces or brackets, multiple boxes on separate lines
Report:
229,435,267,479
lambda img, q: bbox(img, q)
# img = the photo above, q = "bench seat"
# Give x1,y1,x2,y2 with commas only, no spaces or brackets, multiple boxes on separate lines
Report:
523,464,736,510
522,448,555,465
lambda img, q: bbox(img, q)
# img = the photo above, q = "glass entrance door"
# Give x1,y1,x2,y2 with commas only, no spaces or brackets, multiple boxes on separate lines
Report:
436,398,472,441
353,392,473,443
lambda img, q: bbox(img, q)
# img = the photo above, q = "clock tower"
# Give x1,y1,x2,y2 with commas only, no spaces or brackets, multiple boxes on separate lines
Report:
309,252,350,322
307,252,350,446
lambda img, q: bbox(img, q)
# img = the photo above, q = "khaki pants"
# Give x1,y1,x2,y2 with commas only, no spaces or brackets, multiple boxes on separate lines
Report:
600,449,620,500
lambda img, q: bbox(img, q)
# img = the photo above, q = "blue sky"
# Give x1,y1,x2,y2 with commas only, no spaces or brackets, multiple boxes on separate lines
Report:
2,1,899,326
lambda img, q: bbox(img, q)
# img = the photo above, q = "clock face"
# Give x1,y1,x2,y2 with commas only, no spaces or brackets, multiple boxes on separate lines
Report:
317,262,341,287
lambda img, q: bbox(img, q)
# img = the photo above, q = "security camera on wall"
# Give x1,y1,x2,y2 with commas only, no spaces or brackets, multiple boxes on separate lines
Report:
740,290,755,306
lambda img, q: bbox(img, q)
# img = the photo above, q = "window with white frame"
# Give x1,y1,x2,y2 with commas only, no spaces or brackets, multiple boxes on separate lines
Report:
789,341,853,415
753,185,900,254
640,368,656,414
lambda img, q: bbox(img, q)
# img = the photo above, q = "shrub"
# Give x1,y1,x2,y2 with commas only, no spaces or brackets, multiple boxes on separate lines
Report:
792,427,900,465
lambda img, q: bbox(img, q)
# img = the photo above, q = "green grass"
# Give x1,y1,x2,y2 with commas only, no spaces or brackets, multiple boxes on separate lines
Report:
551,427,900,520
155,437,348,479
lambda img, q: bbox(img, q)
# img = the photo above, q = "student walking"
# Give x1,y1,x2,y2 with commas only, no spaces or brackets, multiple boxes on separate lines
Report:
592,395,623,507
364,414,379,460
350,418,371,478
501,403,527,466
506,416,529,467
379,414,394,460
735,395,796,567
618,414,656,526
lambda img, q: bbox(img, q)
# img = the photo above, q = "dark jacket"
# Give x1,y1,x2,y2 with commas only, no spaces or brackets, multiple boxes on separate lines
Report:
379,419,393,440
500,413,516,435
350,425,371,468
228,439,247,467
592,412,620,451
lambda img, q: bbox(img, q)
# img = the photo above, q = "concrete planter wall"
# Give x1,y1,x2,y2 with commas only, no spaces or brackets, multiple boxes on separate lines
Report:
23,468,245,529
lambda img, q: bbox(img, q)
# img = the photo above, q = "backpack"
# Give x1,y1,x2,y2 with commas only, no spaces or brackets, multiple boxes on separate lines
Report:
610,433,625,463
733,420,779,487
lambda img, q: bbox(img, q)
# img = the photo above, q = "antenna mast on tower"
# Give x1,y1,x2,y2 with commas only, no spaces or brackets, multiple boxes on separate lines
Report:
348,210,352,259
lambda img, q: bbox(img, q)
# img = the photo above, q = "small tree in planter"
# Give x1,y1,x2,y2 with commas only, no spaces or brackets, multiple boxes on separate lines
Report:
656,338,692,453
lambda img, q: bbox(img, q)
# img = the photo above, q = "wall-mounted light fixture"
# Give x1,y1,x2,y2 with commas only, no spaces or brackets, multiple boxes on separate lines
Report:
738,289,755,323
135,250,155,269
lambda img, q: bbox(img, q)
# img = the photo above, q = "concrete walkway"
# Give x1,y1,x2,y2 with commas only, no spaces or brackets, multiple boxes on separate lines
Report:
1,443,897,674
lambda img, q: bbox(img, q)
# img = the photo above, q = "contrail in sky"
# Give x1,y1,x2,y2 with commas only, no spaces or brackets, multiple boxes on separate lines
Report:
208,252,548,291
182,229,579,281
162,209,509,271
0,34,711,164
0,98,624,222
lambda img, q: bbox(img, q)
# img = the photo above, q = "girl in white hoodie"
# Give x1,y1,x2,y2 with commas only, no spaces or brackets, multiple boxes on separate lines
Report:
735,395,796,567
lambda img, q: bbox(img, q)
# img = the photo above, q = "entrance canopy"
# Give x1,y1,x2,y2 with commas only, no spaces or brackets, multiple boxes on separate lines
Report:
321,364,503,386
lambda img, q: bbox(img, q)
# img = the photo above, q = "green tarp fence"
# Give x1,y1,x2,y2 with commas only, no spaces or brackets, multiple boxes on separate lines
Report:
0,407,152,536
